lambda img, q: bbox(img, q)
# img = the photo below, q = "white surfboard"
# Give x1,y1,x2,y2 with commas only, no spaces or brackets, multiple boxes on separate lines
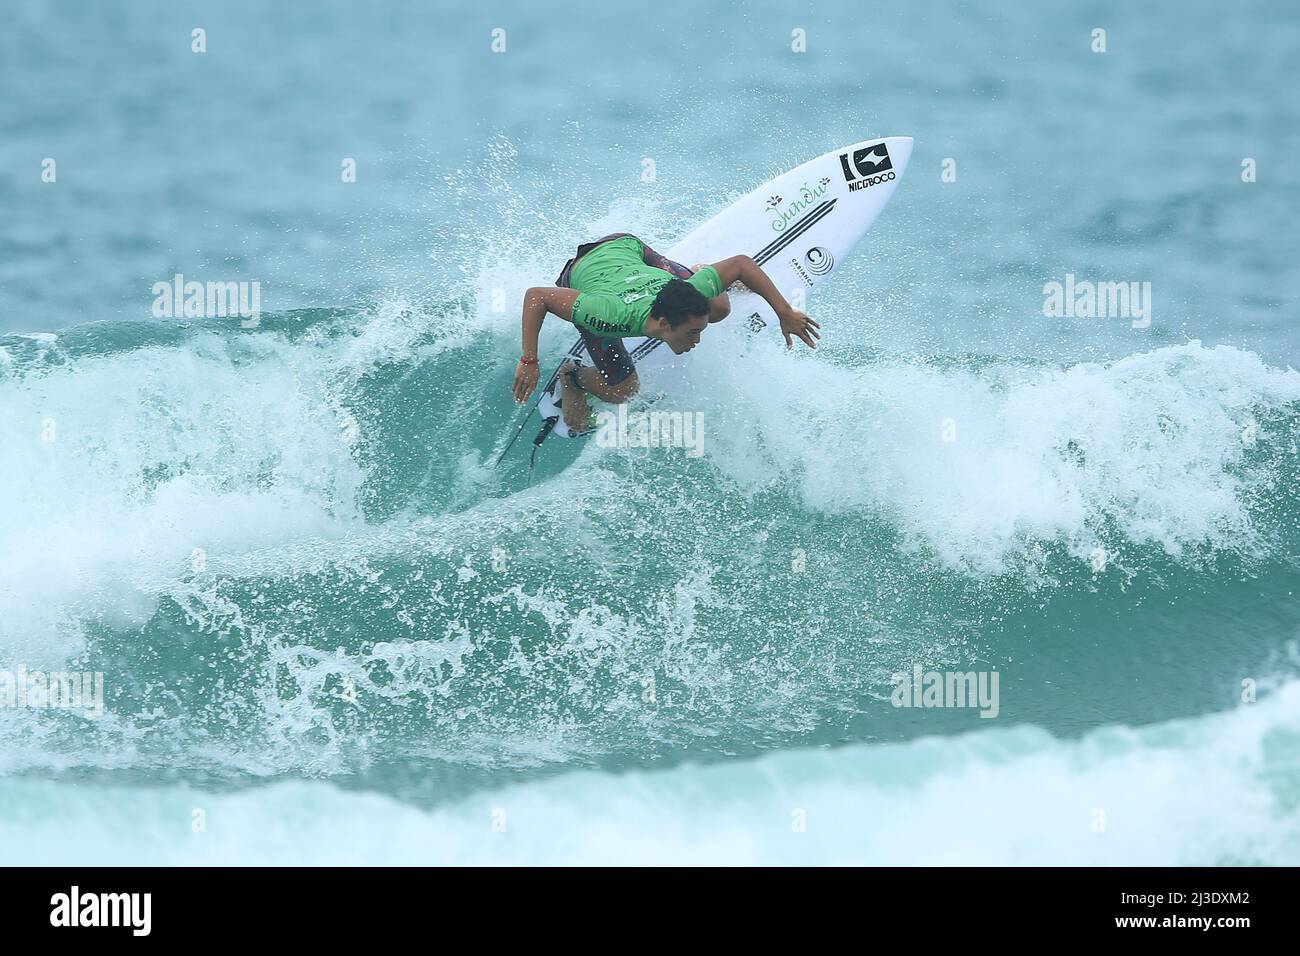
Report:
536,136,913,438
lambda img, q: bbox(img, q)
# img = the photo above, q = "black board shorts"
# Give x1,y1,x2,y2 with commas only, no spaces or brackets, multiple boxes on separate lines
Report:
554,233,694,387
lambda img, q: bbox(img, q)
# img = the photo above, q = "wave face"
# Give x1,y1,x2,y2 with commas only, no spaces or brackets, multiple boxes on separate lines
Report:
4,312,1300,806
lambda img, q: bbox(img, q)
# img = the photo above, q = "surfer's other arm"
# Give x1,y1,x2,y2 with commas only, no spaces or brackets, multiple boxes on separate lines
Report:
709,255,821,349
514,286,579,403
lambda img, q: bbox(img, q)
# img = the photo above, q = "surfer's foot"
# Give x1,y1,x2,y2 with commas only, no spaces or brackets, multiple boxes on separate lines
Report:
559,361,593,432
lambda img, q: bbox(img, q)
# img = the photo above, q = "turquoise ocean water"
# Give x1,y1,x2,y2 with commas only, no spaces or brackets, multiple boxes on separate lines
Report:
2,0,1299,864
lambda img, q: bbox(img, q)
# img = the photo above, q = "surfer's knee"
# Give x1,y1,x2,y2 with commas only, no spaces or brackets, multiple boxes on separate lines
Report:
605,373,639,403
708,293,730,323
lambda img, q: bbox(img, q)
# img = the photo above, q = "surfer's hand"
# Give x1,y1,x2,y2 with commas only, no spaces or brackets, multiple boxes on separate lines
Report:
778,309,820,349
513,360,539,403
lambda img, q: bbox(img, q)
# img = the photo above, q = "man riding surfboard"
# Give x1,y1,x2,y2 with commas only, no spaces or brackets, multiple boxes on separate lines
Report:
510,233,820,432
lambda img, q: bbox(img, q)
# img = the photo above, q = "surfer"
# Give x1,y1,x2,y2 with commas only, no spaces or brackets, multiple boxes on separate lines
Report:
510,233,819,431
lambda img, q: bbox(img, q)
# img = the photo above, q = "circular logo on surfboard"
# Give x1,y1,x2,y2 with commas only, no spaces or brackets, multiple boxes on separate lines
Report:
805,247,834,276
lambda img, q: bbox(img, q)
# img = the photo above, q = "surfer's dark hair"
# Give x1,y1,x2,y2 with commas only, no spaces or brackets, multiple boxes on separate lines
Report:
651,279,710,327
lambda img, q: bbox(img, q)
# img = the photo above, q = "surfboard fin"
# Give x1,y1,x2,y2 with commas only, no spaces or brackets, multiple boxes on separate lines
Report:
528,417,558,482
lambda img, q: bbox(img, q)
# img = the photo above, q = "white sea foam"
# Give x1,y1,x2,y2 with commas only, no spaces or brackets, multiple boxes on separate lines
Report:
2,679,1295,865
689,339,1300,574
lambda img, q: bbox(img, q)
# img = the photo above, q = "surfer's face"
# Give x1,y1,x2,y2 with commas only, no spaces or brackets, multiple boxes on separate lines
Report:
660,314,709,354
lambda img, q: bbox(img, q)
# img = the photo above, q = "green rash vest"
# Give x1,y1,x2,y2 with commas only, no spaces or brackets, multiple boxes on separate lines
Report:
569,236,723,338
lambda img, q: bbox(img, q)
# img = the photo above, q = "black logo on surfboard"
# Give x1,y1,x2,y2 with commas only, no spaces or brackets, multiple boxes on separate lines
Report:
805,247,834,276
839,144,896,193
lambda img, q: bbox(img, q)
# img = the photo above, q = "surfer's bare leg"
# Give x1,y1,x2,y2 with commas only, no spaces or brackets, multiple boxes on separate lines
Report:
585,368,638,403
559,361,638,430
559,368,591,431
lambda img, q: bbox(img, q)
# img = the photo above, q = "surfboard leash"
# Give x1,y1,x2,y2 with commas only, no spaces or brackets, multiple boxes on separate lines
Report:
494,360,565,467
496,335,588,468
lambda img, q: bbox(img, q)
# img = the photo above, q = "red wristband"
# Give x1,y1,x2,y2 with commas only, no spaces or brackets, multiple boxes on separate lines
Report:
519,355,538,366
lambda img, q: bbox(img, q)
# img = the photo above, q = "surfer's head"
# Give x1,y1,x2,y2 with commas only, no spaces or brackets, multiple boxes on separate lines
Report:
646,279,710,354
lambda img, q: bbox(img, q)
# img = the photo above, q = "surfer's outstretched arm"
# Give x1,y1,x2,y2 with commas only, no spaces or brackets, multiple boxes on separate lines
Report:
710,255,821,349
514,286,580,403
